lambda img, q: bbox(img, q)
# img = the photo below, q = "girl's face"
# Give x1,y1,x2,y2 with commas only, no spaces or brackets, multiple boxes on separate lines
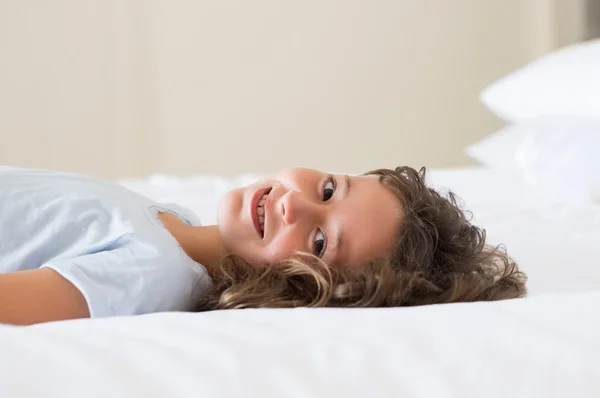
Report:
217,168,402,270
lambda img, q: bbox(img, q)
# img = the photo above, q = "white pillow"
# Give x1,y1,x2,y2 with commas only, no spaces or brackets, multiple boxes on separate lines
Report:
467,117,600,203
465,125,527,169
481,39,600,122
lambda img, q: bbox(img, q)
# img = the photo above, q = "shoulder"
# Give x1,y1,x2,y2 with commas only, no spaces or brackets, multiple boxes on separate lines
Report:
42,240,208,318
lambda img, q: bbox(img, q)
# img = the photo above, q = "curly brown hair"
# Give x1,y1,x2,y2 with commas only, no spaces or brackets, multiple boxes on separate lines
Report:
196,166,527,311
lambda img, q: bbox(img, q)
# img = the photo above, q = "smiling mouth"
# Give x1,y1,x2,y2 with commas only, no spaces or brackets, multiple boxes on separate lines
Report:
252,188,272,238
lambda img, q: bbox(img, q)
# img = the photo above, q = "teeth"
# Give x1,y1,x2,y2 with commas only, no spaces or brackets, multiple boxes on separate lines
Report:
258,194,267,206
256,191,269,236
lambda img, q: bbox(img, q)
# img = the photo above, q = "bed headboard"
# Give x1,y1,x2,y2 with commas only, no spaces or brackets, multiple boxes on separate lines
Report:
586,0,600,38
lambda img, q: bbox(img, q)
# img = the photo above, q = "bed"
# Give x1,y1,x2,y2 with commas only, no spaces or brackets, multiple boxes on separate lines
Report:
1,167,599,397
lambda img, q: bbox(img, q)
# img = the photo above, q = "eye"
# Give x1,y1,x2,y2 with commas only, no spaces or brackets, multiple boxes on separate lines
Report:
313,229,327,258
322,176,336,202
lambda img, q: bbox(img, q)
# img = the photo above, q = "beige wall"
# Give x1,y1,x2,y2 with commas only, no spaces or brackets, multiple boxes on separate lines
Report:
0,0,589,178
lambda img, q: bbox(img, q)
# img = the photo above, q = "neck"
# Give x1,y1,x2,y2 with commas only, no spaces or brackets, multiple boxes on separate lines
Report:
158,214,226,276
180,225,227,274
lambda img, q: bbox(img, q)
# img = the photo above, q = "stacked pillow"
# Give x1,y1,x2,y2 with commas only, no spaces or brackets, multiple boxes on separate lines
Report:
468,39,600,203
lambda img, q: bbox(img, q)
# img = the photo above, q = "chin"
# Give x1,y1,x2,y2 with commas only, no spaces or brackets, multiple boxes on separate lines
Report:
216,189,246,248
216,190,239,227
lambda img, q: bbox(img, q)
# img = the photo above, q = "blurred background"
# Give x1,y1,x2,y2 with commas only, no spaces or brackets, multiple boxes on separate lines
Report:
0,0,597,178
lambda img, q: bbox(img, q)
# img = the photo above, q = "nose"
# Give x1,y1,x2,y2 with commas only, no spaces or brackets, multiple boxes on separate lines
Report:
280,190,318,225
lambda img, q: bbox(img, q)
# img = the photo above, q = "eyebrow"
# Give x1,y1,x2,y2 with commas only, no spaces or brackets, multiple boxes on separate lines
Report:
333,175,351,260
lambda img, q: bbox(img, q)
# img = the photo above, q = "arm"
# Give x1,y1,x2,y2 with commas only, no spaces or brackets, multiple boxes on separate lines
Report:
0,268,90,326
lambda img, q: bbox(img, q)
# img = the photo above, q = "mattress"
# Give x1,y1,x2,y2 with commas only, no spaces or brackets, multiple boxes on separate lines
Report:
2,167,599,398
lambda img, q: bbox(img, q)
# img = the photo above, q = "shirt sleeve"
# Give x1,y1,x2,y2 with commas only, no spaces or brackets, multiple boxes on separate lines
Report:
41,244,196,318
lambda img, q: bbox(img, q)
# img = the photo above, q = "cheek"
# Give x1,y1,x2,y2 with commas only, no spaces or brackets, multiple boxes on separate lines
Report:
227,234,297,269
274,168,316,189
274,169,301,182
263,234,301,265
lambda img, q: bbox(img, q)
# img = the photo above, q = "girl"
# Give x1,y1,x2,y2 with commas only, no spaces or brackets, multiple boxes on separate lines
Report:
0,165,526,325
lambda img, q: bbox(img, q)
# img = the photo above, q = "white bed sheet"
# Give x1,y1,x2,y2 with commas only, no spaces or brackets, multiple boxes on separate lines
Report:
1,292,599,398
427,168,600,297
1,167,599,398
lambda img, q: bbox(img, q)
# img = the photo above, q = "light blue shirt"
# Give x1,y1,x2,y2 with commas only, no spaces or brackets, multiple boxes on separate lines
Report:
0,167,212,318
